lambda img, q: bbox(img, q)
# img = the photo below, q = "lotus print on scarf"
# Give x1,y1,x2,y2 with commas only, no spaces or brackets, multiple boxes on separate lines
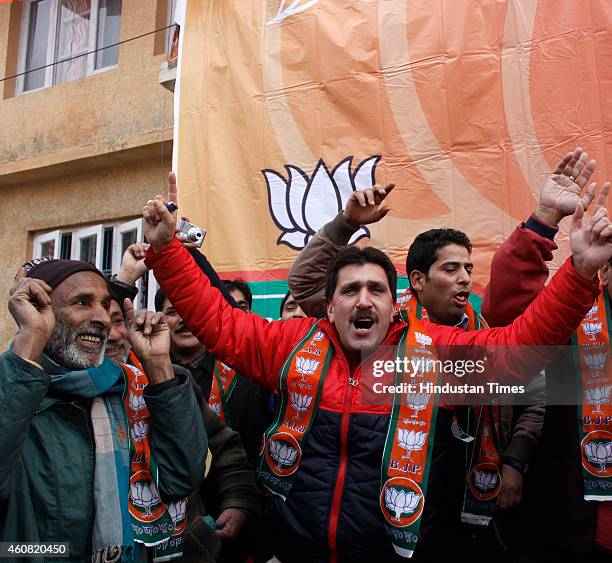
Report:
209,402,222,416
295,356,320,382
263,156,380,250
582,322,602,340
406,393,430,417
129,392,146,412
130,421,149,443
311,331,325,344
584,441,612,472
269,440,298,470
384,487,421,522
584,352,607,374
397,429,427,459
473,470,498,493
167,499,187,528
130,482,161,517
585,386,612,414
289,391,313,419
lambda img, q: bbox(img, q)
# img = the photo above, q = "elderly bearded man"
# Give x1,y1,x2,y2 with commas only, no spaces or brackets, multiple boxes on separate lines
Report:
141,186,611,562
0,260,206,562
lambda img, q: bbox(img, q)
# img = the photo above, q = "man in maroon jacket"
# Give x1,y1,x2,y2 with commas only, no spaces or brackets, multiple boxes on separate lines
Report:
138,184,610,562
483,147,612,562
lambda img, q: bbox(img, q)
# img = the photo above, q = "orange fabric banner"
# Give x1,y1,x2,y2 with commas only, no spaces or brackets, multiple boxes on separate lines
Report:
175,1,612,286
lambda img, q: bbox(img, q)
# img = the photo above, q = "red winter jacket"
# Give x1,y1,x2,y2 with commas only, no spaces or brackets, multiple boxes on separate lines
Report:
147,238,598,562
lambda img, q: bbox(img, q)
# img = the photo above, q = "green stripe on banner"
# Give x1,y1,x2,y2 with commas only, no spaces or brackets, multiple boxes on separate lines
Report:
247,278,483,320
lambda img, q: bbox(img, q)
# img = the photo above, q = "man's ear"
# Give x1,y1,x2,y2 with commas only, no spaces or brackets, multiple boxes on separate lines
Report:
326,300,335,323
409,270,426,293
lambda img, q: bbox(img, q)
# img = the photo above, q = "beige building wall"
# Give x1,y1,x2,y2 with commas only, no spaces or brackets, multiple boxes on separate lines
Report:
0,0,176,348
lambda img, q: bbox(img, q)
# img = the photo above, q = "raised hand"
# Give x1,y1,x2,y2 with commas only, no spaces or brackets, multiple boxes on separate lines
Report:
343,183,395,228
570,182,612,279
535,147,596,227
124,298,173,383
116,243,151,285
142,172,178,251
9,278,55,362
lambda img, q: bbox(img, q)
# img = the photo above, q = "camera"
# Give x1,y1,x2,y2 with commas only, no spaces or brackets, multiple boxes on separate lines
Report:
176,219,206,248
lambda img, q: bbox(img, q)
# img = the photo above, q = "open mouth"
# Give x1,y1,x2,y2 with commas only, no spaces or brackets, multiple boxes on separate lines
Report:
452,291,469,307
76,331,106,352
353,317,375,335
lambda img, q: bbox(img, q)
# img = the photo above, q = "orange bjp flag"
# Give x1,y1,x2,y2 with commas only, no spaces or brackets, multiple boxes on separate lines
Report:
174,0,612,314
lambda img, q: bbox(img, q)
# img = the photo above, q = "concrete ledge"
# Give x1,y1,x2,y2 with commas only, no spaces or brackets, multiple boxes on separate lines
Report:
159,61,177,92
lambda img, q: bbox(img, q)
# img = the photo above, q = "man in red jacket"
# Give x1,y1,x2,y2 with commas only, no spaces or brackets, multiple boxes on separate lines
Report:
140,186,610,562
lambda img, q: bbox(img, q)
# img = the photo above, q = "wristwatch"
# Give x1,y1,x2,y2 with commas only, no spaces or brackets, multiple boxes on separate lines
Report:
502,456,529,475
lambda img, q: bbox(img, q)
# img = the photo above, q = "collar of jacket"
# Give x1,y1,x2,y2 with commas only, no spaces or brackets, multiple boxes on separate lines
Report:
315,318,409,356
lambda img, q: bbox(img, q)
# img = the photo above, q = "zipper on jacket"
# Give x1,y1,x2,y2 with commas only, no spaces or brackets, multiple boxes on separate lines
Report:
326,362,355,562
320,321,406,561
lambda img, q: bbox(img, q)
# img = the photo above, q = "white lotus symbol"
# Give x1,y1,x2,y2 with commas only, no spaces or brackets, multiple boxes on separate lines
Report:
167,499,187,527
584,352,607,373
295,356,320,382
130,421,149,442
209,402,222,416
406,393,430,417
130,481,161,517
583,322,602,340
266,0,319,26
415,332,432,346
398,429,427,459
263,156,380,250
474,470,498,492
586,386,612,414
129,392,146,412
384,487,421,521
269,440,298,470
311,331,325,343
290,391,313,419
585,305,599,320
584,441,612,472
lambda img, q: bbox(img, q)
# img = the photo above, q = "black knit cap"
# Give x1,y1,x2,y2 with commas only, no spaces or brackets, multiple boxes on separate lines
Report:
26,259,107,290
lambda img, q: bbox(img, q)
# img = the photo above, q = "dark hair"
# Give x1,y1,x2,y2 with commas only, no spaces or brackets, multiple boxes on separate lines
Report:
280,291,291,317
406,228,472,279
155,288,167,313
223,279,253,308
325,246,397,302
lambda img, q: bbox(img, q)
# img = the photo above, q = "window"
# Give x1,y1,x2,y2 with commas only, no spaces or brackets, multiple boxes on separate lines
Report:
32,218,156,310
18,0,122,93
165,0,177,54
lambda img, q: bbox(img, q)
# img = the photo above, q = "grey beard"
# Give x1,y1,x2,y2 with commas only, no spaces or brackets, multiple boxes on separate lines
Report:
44,316,107,370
